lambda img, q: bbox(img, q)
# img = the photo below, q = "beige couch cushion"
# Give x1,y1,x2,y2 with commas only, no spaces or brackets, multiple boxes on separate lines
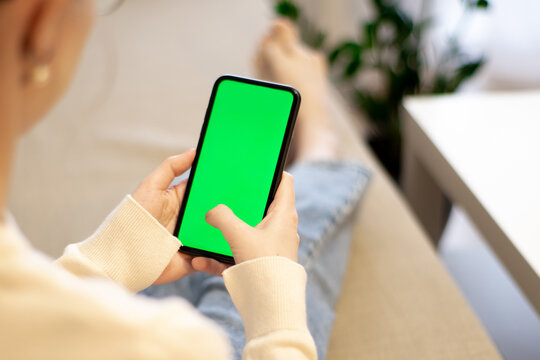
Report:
327,134,501,359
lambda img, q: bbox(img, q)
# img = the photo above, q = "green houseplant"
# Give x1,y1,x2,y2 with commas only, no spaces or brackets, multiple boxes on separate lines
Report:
276,0,489,179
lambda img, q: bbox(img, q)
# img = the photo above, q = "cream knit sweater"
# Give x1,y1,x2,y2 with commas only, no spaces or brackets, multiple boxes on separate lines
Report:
0,196,316,359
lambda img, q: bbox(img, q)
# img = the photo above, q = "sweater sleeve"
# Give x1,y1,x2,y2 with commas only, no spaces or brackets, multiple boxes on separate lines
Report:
223,257,317,360
0,235,233,360
56,195,180,292
53,196,315,359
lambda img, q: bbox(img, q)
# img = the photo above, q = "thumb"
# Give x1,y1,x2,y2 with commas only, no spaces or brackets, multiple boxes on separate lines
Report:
206,205,251,245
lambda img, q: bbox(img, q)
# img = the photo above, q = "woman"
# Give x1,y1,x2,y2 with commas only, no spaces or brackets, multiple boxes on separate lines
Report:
0,0,369,359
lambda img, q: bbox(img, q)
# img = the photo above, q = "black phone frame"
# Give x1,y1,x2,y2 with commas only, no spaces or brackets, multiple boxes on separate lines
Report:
173,75,301,265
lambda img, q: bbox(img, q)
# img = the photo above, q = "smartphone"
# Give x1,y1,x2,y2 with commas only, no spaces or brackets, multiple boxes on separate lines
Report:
173,75,301,264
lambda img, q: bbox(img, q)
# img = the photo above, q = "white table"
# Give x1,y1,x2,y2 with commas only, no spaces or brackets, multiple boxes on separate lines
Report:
402,91,540,315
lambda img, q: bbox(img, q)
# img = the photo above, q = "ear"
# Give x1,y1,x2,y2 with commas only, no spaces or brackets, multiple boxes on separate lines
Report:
22,0,65,66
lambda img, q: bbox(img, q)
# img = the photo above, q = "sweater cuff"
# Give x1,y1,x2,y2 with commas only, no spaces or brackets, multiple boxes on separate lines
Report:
222,257,308,341
66,195,180,292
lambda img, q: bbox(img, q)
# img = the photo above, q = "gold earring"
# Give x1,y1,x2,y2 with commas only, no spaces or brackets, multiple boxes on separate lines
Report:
31,64,51,87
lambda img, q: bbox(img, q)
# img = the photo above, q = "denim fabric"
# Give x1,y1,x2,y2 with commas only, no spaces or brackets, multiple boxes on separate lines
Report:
142,161,370,359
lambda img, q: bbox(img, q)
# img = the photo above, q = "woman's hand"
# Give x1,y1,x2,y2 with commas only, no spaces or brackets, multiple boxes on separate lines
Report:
132,150,225,284
132,150,195,234
205,173,299,265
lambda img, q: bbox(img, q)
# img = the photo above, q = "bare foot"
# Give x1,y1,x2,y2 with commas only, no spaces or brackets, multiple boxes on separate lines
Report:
254,19,363,163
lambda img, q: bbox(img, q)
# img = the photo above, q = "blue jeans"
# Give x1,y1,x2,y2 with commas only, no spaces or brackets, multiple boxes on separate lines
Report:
142,161,370,359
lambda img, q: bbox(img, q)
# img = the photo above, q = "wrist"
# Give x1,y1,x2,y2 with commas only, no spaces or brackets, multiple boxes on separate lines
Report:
223,256,308,340
74,196,179,292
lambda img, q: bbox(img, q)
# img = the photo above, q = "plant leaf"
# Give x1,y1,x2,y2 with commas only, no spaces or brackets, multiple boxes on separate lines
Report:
453,59,484,87
345,57,362,77
476,0,489,9
328,41,361,64
434,58,485,93
275,1,299,21
364,22,378,49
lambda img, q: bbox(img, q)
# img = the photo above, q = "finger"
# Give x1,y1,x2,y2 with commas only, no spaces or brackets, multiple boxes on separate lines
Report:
269,172,296,214
191,257,231,276
172,179,188,202
153,252,195,285
206,204,251,243
146,149,196,190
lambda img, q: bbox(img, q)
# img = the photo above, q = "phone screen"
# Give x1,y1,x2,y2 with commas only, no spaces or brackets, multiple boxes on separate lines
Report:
175,76,299,261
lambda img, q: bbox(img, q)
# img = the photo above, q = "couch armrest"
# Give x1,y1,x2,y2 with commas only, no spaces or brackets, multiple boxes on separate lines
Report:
326,91,500,359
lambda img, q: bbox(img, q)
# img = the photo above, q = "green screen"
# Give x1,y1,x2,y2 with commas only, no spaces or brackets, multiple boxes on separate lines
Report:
177,78,294,256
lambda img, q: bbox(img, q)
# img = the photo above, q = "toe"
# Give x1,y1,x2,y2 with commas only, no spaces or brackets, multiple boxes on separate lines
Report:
261,41,292,81
269,18,300,51
254,37,284,80
261,40,288,67
253,52,265,77
253,47,272,80
272,18,299,38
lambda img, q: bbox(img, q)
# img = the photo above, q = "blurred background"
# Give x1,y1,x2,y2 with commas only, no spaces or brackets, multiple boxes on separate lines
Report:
8,0,540,358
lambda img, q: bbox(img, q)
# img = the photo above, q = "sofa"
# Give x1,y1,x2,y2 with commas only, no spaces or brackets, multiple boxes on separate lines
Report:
9,1,500,358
